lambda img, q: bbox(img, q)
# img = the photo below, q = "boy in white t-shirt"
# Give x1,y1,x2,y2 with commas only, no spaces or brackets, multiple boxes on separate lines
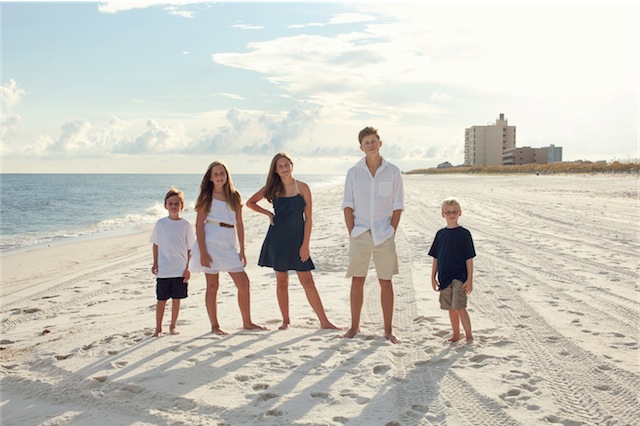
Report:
150,187,195,337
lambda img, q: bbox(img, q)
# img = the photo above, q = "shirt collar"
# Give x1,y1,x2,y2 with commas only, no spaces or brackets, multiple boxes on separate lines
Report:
357,156,387,170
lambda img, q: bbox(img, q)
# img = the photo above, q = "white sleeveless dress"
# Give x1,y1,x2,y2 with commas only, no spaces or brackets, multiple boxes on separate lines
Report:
190,199,244,274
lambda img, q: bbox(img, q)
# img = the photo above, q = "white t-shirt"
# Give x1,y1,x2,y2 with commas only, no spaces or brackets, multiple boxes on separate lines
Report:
150,217,196,278
342,157,404,246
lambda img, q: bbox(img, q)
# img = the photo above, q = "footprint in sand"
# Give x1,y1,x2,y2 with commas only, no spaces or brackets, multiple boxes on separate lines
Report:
340,390,370,405
373,364,391,375
55,354,72,360
258,392,280,401
311,392,330,400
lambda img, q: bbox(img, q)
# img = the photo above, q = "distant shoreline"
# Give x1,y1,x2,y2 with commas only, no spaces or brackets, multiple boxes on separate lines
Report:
405,160,640,175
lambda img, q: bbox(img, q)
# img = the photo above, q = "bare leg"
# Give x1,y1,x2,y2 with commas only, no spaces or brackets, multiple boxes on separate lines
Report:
275,271,290,329
205,273,227,335
342,276,365,338
296,271,339,329
380,279,398,344
154,300,167,337
448,310,462,342
169,298,180,335
457,308,473,342
229,271,266,330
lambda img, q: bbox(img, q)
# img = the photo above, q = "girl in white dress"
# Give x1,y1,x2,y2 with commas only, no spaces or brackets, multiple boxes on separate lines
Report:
191,161,266,335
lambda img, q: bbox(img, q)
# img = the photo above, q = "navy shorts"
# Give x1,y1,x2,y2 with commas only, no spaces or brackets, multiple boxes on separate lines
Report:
156,277,188,301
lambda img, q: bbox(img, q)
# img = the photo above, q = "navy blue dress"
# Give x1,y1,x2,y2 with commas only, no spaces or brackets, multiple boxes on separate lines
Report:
258,194,315,272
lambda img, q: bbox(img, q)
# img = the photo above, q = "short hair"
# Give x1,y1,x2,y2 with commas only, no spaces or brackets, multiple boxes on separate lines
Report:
165,187,185,207
358,126,380,144
441,197,461,211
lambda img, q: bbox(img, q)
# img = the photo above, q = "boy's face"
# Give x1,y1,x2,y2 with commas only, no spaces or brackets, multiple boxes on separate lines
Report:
442,206,461,226
165,195,183,216
359,134,382,155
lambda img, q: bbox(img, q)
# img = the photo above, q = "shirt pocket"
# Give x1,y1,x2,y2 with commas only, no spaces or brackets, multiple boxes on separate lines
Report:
378,181,392,197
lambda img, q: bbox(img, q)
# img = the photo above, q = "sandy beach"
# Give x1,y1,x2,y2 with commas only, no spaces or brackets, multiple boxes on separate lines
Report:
1,174,638,426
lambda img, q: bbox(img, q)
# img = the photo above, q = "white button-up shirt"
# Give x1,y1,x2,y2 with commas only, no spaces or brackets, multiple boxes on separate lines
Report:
342,157,404,246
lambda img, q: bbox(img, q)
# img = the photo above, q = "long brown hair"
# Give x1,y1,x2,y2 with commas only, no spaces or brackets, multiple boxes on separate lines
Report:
195,161,242,213
263,152,293,203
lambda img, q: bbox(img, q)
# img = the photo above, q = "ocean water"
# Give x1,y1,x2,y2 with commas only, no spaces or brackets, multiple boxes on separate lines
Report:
0,174,344,253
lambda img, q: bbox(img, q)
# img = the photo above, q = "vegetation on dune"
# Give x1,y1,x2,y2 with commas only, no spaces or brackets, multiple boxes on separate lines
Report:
405,160,640,175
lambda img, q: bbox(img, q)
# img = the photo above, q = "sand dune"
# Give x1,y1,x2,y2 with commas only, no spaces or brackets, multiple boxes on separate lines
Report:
1,174,638,425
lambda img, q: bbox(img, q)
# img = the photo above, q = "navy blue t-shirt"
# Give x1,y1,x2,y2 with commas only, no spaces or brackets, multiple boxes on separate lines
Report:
428,226,476,290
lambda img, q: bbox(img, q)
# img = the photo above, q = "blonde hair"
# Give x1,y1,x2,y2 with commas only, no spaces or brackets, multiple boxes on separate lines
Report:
441,197,461,211
195,161,243,213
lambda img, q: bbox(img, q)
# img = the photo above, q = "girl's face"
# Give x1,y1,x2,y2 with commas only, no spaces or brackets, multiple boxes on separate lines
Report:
210,164,228,188
275,157,293,178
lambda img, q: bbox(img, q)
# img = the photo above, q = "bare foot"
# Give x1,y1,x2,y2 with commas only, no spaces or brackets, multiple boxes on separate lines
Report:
244,323,268,331
169,328,179,335
465,336,474,344
153,329,162,337
341,328,359,338
320,321,341,330
385,333,400,344
448,335,462,343
278,320,290,330
211,326,228,335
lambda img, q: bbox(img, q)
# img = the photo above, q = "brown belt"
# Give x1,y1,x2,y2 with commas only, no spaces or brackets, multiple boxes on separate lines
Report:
205,220,235,228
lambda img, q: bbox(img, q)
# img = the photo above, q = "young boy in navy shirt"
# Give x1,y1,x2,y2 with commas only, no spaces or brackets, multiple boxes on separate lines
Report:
428,197,476,343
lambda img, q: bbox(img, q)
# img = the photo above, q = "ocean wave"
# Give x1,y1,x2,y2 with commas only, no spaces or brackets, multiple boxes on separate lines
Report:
0,204,197,253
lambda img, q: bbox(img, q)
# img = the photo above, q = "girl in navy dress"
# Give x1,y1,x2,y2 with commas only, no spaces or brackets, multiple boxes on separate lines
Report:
247,152,338,331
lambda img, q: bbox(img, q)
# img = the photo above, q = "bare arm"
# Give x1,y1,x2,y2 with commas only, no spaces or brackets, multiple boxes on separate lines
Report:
152,244,159,275
235,206,247,266
183,250,191,282
299,182,312,261
391,209,402,232
430,257,439,291
462,258,473,294
344,207,355,235
246,186,274,224
195,207,212,268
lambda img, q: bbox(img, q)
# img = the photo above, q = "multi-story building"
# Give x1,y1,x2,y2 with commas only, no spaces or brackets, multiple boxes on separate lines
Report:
502,144,563,165
464,113,516,166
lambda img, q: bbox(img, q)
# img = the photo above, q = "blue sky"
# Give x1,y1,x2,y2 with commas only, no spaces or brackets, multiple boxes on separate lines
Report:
2,1,638,174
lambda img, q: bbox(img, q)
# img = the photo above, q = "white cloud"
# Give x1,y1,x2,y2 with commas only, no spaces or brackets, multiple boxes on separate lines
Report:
232,23,264,30
328,13,376,25
221,93,244,101
1,79,26,142
1,79,25,109
98,1,199,17
113,119,190,154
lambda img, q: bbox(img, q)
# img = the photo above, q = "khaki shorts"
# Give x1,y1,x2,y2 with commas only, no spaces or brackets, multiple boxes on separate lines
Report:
346,231,398,280
439,279,467,310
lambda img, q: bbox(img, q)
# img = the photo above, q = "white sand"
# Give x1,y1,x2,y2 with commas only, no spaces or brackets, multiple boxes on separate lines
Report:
1,174,638,426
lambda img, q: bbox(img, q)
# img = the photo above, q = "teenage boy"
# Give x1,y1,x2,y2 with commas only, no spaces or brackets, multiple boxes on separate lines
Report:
342,126,404,344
